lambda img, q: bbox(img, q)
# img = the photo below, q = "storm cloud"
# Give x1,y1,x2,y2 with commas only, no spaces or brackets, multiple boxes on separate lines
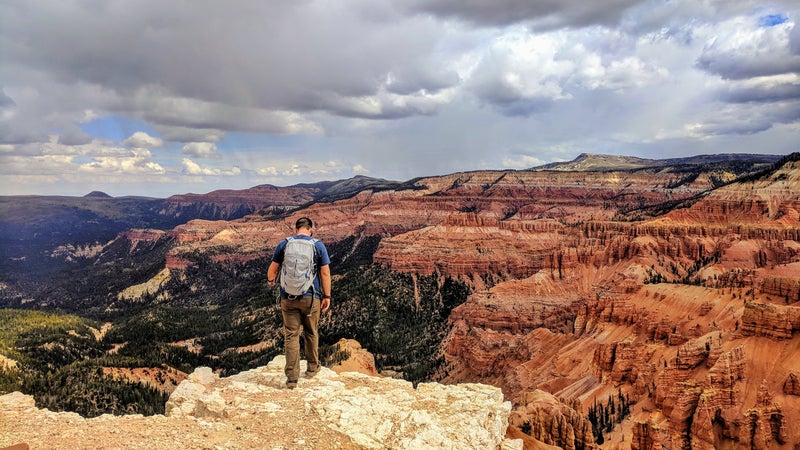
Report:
0,0,798,196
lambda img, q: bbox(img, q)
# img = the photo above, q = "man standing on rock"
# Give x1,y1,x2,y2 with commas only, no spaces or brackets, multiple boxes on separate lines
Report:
267,217,332,389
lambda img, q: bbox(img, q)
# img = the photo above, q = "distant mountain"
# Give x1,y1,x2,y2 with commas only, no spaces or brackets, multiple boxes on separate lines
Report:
303,175,403,203
0,175,398,288
535,152,782,172
84,191,113,198
162,175,399,219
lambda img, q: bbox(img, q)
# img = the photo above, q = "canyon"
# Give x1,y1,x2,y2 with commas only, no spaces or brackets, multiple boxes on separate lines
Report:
1,153,798,448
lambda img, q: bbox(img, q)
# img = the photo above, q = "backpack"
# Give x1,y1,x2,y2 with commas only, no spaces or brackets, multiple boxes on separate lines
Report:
280,236,318,296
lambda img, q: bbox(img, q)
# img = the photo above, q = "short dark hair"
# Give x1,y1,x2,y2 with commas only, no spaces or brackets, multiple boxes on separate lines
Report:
295,217,313,229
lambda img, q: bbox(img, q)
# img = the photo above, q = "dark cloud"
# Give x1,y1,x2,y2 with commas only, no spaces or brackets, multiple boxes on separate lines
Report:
692,101,800,137
480,97,555,117
696,52,800,80
57,126,93,146
384,67,461,96
0,123,48,145
1,0,799,196
719,83,800,104
405,0,642,29
0,90,15,108
790,18,800,54
1,0,459,128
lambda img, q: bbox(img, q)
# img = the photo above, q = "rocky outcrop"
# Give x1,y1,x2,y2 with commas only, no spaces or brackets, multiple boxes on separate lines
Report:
327,338,379,376
117,229,168,249
630,420,668,450
675,337,712,370
1,356,521,450
508,390,595,450
686,347,747,448
784,371,800,395
760,272,800,302
167,356,519,449
740,300,800,339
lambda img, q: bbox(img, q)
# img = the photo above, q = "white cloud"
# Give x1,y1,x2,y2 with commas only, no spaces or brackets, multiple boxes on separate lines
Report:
121,131,163,149
572,54,669,91
695,16,800,80
182,142,218,158
468,29,574,115
283,164,304,176
181,158,240,176
502,154,544,169
0,147,168,179
466,25,676,116
256,166,279,176
79,154,165,175
352,164,369,173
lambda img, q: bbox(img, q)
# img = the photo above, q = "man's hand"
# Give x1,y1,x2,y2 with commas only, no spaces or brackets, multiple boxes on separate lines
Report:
321,297,331,313
267,261,280,287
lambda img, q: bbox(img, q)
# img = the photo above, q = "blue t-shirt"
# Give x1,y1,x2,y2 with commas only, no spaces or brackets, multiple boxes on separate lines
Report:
271,234,331,298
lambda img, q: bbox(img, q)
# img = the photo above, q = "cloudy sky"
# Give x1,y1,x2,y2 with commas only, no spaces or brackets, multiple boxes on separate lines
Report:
1,0,799,197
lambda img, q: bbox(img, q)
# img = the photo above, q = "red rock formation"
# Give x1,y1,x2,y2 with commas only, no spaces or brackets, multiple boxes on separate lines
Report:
740,300,800,339
327,339,379,377
508,390,595,450
438,161,800,446
784,371,800,395
759,263,800,302
115,157,800,448
630,420,667,450
117,229,168,249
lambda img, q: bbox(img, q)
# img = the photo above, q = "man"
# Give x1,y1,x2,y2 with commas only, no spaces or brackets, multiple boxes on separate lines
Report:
267,217,331,389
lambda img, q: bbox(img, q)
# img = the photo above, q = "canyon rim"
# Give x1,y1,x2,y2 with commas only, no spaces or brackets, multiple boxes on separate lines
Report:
1,153,799,449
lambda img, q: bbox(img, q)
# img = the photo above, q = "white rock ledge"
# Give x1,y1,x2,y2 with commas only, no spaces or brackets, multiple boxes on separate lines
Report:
166,355,522,450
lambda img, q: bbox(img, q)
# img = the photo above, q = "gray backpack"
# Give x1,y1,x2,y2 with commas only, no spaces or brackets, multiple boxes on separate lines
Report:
280,237,318,296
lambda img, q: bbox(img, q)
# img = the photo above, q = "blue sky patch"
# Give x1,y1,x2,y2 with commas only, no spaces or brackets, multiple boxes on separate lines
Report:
758,13,788,27
80,116,156,142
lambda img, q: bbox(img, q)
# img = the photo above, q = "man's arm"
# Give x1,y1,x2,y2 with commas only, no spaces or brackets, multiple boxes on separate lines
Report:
319,264,331,313
267,261,280,286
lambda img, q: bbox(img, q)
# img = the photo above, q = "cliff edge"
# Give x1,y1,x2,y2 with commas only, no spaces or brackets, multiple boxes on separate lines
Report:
0,356,521,450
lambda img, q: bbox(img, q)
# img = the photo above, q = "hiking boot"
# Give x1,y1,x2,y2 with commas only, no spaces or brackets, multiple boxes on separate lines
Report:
286,380,297,389
305,369,320,378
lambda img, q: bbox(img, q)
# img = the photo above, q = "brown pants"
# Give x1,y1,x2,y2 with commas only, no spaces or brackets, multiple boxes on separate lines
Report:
281,296,321,382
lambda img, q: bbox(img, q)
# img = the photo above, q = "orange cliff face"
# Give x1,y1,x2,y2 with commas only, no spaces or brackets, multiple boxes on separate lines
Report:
160,168,709,273
436,161,800,449
108,157,800,449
